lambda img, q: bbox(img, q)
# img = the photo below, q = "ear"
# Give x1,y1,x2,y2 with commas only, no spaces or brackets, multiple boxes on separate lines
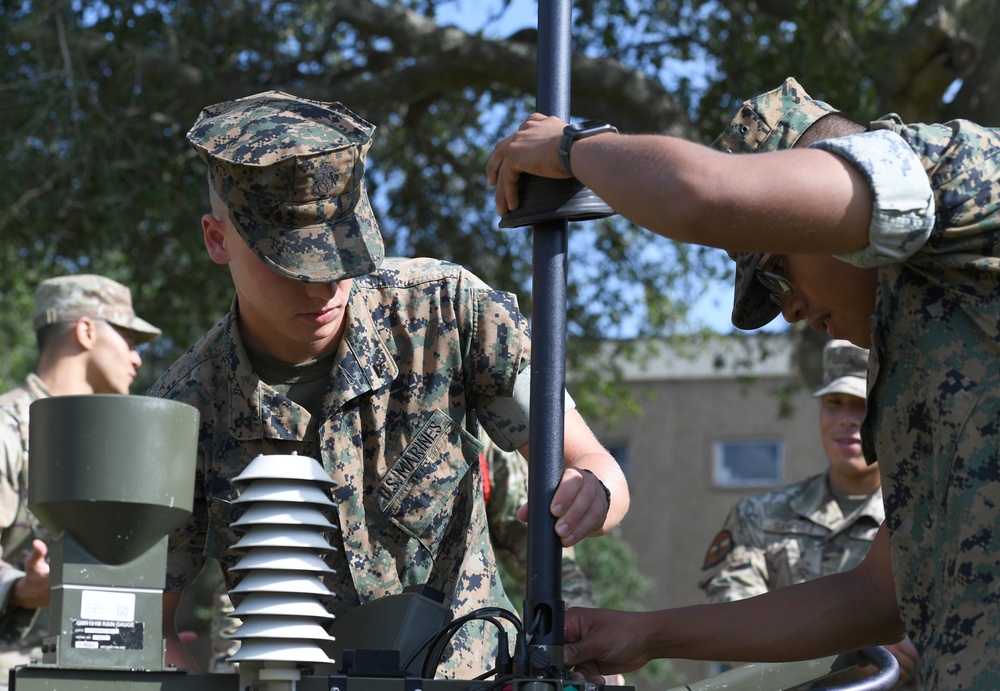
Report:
74,317,98,352
203,213,232,266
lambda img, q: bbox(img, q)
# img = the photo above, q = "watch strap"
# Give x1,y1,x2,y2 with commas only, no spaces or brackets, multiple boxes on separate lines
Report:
580,468,611,509
557,121,618,178
557,132,575,177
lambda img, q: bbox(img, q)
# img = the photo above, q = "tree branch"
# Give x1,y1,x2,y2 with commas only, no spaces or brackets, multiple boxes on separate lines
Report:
313,0,693,136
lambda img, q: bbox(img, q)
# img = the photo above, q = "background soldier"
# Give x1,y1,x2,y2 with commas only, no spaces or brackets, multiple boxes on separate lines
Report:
699,340,919,686
0,274,160,689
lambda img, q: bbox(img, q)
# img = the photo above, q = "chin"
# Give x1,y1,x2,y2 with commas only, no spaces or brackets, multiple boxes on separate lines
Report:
830,325,871,349
844,334,871,348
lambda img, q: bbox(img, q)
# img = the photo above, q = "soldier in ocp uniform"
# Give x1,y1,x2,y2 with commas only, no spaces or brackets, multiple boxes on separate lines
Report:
698,339,919,687
151,91,630,679
0,274,160,689
490,77,1000,690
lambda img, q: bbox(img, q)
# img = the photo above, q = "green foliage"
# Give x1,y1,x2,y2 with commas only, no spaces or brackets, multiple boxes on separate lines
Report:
575,527,652,610
688,0,910,140
3,0,994,392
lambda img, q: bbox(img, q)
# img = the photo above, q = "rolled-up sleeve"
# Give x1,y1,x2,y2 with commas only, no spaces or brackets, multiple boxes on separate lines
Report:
812,129,935,268
478,365,576,451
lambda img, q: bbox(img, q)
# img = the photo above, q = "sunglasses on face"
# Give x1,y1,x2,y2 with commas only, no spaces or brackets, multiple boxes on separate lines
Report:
756,253,792,305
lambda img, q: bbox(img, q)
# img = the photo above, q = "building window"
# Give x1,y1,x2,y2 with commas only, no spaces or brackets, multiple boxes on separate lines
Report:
713,440,783,488
603,442,630,479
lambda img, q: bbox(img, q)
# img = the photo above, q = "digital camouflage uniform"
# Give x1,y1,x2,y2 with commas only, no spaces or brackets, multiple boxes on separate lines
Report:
724,78,1000,689
840,117,1000,690
162,90,603,678
149,258,532,678
0,274,160,687
698,474,882,602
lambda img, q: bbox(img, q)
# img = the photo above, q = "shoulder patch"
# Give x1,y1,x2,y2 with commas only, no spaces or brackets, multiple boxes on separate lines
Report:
702,529,733,570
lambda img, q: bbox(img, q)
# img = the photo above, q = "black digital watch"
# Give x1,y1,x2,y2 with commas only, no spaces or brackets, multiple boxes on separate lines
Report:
557,120,619,177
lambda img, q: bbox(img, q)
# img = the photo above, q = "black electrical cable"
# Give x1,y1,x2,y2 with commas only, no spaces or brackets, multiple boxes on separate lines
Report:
524,607,546,645
475,672,521,691
406,607,525,680
423,615,503,678
402,614,482,674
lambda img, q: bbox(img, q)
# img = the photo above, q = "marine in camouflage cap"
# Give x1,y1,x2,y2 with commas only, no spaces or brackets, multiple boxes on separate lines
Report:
811,339,868,400
713,78,841,331
32,274,161,343
186,90,385,283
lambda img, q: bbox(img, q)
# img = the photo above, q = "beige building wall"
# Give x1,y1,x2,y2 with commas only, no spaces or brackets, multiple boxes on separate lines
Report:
584,333,829,685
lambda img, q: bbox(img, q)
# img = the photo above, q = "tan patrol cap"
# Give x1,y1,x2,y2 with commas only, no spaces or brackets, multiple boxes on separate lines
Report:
33,274,162,344
811,339,868,399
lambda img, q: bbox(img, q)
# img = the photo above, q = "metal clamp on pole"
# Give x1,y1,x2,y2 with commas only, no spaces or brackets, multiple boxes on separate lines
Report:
497,173,616,229
497,0,616,232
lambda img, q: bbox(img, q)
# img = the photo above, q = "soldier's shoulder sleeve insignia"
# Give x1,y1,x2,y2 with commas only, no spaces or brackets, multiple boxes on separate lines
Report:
702,529,734,570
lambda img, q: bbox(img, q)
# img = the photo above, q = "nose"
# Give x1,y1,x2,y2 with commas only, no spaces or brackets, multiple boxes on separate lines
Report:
778,293,808,324
839,411,861,428
131,348,143,368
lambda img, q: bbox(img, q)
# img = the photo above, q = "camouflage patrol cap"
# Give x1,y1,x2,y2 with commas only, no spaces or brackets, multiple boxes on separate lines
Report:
713,78,840,330
33,274,162,343
186,90,384,283
811,339,868,399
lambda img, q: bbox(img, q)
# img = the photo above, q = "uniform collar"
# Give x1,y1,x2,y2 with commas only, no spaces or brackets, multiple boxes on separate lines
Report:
24,373,51,401
790,472,884,532
224,286,398,441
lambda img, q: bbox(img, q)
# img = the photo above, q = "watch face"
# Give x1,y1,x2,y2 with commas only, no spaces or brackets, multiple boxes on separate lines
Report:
568,120,618,137
574,119,611,131
559,120,618,178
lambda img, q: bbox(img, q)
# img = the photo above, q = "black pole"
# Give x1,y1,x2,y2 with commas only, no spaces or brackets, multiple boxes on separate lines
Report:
523,0,571,669
536,0,571,118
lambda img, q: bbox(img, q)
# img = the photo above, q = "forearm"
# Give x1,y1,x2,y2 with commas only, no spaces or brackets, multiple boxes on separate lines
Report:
567,453,628,533
522,409,630,533
566,134,712,244
568,134,872,255
661,574,901,662
566,409,628,530
658,529,902,662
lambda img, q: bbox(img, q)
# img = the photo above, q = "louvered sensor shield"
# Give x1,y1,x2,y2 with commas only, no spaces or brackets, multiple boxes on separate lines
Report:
225,453,339,670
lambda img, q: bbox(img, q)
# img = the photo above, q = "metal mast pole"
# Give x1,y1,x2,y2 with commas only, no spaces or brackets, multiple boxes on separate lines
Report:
523,0,572,671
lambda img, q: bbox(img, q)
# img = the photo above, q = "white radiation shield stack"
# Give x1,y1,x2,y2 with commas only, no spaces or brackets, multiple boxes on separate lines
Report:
226,453,339,689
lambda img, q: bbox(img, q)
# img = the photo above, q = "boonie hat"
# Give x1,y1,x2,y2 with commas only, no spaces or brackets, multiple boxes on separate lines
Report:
811,339,868,400
33,274,162,343
186,90,384,283
713,78,840,330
